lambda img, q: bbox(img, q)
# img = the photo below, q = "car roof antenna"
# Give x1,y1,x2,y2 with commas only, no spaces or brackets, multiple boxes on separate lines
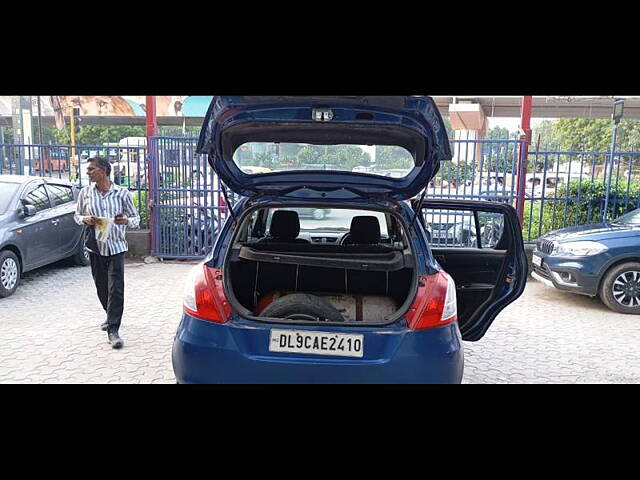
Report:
220,182,237,225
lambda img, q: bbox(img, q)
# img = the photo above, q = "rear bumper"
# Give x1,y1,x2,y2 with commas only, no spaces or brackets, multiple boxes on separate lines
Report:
172,313,464,384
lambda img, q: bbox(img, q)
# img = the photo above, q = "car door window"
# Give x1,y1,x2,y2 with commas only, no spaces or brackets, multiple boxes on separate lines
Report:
421,209,478,248
23,184,51,212
421,208,505,250
47,184,74,206
478,212,505,249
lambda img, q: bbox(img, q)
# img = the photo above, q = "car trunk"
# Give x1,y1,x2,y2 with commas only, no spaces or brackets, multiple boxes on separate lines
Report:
227,257,415,325
223,208,417,326
227,253,414,324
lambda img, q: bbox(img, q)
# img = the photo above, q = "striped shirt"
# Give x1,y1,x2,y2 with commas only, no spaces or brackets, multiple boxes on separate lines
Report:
74,182,140,256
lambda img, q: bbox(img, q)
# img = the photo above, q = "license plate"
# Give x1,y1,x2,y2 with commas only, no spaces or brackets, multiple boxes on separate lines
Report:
269,329,364,358
532,254,543,267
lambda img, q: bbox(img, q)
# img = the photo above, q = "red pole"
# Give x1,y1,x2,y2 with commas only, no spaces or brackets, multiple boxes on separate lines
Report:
146,95,158,139
516,96,532,226
145,96,158,254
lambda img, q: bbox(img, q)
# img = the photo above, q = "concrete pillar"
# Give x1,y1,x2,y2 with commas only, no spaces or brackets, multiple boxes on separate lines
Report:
448,103,487,189
448,102,487,165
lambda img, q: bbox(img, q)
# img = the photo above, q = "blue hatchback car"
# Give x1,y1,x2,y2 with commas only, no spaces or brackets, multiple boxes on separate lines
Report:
531,208,640,314
171,96,527,384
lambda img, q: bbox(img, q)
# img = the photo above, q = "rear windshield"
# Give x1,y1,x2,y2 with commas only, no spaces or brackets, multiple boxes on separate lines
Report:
233,142,414,178
0,182,20,214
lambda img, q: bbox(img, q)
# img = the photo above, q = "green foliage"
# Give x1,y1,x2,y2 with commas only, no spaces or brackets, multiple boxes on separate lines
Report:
131,190,149,228
10,124,147,145
533,118,640,154
76,125,146,145
439,159,476,185
373,146,413,170
486,126,515,139
559,179,640,222
522,179,640,241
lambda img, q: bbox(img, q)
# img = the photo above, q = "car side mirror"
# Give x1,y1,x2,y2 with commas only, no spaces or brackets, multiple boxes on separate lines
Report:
21,204,37,218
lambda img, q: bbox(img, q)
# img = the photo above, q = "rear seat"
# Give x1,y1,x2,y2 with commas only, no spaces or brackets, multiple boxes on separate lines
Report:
247,215,394,254
256,210,310,244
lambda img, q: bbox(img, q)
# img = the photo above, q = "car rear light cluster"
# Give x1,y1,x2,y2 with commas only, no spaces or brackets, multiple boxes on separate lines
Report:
183,263,231,323
406,271,457,330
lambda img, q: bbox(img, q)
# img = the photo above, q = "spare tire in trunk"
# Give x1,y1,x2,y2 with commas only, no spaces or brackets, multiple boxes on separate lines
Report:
260,293,345,322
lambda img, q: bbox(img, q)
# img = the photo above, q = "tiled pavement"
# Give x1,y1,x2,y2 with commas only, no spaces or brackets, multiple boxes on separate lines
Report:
0,259,638,383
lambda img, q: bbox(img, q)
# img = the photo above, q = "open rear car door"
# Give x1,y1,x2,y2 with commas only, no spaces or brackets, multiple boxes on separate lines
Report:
418,199,528,341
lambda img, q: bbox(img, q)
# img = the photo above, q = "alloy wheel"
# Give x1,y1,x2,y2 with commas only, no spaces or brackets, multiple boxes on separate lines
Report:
612,270,640,307
1,258,18,290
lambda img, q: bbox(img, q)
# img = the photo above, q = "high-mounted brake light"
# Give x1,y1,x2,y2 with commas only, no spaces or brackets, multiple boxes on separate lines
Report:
406,271,457,330
183,263,231,323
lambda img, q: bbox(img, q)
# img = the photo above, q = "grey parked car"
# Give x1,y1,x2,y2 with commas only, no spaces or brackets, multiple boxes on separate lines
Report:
0,175,89,298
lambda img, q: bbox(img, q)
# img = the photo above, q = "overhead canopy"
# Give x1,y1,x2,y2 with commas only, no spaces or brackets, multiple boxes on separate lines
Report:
2,96,640,128
433,96,640,119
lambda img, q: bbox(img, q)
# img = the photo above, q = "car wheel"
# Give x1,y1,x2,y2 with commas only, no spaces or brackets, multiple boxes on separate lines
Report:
72,230,91,266
600,262,640,314
0,250,20,298
260,293,345,322
312,209,326,220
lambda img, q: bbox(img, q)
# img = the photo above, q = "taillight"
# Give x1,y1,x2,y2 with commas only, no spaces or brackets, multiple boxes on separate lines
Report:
406,271,457,330
183,263,231,323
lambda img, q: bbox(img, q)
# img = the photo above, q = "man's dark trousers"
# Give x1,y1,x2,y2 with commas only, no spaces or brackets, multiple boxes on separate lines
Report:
89,252,125,333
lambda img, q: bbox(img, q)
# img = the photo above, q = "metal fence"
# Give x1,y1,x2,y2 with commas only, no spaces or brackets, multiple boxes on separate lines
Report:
521,149,640,241
4,135,640,258
428,136,522,204
149,137,232,258
424,137,640,242
0,142,150,228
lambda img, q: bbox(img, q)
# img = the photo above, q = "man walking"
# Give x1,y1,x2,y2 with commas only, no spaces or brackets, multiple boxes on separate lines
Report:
74,157,140,349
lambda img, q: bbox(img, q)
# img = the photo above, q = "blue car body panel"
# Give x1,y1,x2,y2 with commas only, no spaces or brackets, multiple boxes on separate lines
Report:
172,313,464,384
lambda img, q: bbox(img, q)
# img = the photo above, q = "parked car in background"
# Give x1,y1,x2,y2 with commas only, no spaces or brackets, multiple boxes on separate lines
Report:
171,95,527,384
0,175,89,298
532,207,640,313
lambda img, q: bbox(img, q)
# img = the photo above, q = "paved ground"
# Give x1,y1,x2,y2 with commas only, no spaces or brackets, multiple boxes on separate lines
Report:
0,259,638,383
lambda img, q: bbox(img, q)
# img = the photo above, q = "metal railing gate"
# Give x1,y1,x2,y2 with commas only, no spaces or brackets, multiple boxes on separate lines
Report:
149,137,231,258
144,134,640,258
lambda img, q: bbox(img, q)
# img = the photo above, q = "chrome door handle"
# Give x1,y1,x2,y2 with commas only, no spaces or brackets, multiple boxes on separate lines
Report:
51,219,60,225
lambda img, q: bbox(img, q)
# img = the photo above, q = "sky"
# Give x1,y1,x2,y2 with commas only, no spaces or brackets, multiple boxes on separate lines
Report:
488,117,547,132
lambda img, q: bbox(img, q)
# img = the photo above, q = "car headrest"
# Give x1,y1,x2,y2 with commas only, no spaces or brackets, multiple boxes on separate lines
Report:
269,210,301,240
350,216,381,244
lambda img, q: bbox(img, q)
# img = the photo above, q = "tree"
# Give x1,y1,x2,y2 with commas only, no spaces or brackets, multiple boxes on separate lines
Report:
532,118,640,154
486,126,514,139
373,146,413,170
